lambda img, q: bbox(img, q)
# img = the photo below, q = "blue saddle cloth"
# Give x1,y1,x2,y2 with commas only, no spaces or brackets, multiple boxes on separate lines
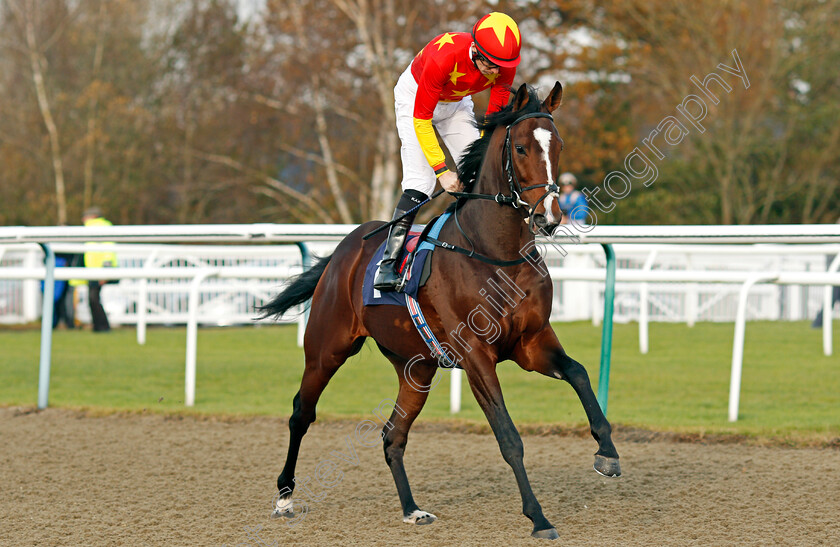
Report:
363,212,451,306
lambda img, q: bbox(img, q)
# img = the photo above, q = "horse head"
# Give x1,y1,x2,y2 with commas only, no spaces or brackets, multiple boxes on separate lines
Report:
503,82,565,235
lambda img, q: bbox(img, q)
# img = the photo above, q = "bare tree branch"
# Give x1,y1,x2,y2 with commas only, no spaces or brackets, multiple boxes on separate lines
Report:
289,2,353,224
277,142,367,187
191,149,334,221
22,0,68,225
83,0,106,211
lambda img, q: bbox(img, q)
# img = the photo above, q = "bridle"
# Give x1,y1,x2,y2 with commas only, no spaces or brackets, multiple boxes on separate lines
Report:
404,109,562,270
450,111,562,235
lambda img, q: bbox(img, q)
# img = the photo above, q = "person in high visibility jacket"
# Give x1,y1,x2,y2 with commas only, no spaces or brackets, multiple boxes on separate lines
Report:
373,12,521,291
82,207,117,332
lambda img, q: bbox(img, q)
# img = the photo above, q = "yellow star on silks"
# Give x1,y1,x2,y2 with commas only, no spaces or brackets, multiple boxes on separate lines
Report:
451,88,474,98
435,32,456,50
484,72,499,85
449,63,466,85
476,13,521,47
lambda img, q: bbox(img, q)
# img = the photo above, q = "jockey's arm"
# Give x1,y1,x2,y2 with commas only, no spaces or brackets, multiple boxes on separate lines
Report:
485,70,516,118
412,60,451,181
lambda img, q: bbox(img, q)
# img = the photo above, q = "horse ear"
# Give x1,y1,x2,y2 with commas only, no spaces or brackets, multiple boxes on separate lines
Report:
511,83,530,112
541,81,563,113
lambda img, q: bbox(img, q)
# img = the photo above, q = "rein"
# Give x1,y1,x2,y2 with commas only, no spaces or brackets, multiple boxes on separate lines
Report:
423,235,540,267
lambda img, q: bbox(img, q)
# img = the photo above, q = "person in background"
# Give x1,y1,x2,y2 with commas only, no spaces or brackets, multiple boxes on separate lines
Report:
82,207,116,332
557,172,588,224
374,12,522,291
40,254,75,329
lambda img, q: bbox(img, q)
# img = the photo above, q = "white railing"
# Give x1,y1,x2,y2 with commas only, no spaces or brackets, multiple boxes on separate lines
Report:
2,242,834,326
1,223,839,422
0,242,337,326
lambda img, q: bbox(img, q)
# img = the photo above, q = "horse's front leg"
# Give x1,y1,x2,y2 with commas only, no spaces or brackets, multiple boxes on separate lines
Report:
513,327,620,477
465,361,559,540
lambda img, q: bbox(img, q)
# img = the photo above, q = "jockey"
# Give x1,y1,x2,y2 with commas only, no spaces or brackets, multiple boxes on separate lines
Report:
374,12,521,291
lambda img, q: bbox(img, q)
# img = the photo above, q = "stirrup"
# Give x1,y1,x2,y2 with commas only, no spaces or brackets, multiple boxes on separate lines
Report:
374,262,400,292
394,254,415,293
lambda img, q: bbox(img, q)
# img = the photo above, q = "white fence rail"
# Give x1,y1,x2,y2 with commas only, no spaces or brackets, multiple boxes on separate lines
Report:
1,223,840,423
3,242,836,326
0,243,310,326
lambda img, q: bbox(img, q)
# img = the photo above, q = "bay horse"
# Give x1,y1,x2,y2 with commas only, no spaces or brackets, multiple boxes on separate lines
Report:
261,82,620,540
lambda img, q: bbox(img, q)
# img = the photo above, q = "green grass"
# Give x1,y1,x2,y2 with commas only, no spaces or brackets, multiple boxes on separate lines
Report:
1,321,838,442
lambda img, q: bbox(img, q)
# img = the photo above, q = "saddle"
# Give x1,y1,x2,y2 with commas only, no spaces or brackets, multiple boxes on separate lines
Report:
363,212,451,307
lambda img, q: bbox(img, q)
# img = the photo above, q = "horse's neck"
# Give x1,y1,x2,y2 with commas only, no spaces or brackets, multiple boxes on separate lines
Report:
457,156,534,258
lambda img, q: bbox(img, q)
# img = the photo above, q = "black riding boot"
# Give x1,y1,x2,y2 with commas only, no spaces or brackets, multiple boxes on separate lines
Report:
374,190,426,292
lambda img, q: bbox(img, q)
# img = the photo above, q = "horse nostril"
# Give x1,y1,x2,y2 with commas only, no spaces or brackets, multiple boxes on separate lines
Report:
534,214,548,228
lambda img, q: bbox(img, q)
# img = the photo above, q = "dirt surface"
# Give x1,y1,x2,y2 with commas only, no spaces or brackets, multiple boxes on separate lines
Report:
1,408,838,546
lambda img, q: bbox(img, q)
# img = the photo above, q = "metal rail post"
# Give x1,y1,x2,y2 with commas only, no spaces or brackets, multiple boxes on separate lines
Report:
136,250,159,345
639,249,658,354
597,244,616,415
185,269,220,407
37,243,56,409
728,274,778,422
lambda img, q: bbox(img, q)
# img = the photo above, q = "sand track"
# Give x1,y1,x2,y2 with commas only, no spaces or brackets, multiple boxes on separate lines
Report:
1,408,837,546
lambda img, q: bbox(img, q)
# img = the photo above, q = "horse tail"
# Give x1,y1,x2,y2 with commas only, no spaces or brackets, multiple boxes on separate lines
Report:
256,255,332,320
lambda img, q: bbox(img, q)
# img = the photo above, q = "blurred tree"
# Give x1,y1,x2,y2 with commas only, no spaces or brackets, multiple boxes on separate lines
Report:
596,0,840,224
3,0,75,225
0,0,835,227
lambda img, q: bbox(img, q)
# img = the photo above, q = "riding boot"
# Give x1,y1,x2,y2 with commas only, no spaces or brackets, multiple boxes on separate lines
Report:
374,190,426,292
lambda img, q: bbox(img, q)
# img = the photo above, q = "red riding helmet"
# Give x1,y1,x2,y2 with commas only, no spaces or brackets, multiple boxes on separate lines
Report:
472,12,521,68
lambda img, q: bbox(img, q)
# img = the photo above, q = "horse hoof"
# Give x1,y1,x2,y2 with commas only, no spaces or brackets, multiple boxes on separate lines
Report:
531,527,560,540
271,497,295,519
403,510,437,525
594,455,621,477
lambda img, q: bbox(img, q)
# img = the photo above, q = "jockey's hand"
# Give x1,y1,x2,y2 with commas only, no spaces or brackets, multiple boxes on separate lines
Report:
439,171,463,194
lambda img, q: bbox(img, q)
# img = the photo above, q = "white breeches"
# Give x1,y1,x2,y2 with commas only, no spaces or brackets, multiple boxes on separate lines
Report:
393,66,481,196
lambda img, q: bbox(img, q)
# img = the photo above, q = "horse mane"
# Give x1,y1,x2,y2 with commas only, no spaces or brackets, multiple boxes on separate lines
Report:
448,85,542,213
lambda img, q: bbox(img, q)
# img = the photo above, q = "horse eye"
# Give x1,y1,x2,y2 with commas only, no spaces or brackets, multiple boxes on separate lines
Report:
515,145,526,155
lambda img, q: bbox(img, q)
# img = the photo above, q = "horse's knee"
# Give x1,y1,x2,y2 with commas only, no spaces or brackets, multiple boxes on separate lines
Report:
382,431,406,467
288,392,316,437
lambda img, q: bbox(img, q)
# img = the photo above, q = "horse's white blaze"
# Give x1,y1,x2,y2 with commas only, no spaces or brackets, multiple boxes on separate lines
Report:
533,127,558,223
534,128,553,183
544,193,557,224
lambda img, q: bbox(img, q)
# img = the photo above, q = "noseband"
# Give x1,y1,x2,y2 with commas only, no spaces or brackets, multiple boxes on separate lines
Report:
451,111,561,234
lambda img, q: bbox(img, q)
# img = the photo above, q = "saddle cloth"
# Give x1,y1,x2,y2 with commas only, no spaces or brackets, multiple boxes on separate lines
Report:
362,212,451,307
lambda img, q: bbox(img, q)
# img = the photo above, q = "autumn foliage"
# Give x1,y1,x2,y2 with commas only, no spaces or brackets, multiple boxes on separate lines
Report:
1,0,837,226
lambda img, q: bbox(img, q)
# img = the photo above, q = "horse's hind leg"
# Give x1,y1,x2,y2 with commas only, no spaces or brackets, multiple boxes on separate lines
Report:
272,332,365,517
378,349,438,525
513,328,620,477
